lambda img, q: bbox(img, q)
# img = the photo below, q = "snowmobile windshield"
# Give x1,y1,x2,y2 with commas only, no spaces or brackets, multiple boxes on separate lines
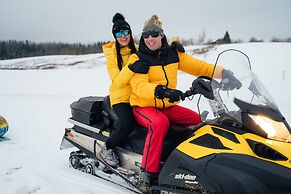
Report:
211,49,277,111
209,49,291,142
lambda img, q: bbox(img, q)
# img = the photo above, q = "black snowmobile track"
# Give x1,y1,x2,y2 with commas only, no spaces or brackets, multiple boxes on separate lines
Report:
66,137,142,194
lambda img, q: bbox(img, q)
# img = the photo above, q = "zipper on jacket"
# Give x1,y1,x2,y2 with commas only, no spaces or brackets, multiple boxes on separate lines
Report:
160,54,168,109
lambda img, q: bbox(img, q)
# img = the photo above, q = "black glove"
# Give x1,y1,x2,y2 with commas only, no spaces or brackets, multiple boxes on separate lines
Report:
128,60,149,74
171,41,185,53
191,78,214,100
155,85,185,103
221,69,242,91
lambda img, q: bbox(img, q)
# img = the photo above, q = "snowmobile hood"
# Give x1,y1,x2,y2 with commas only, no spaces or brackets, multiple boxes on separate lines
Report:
177,124,291,169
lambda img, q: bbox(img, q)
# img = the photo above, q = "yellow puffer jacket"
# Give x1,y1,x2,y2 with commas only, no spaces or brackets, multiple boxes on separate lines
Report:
102,41,136,106
128,42,223,108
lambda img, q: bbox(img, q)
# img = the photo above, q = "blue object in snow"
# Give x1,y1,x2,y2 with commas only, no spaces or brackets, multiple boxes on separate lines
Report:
0,115,9,137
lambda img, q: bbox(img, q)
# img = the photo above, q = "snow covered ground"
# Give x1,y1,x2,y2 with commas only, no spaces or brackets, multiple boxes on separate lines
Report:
0,43,291,194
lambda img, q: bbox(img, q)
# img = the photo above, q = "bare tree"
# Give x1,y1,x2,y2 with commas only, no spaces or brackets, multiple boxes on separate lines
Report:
198,29,206,45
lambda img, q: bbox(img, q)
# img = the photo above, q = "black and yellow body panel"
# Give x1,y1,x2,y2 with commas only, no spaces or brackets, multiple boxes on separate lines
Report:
159,148,291,194
177,125,291,169
159,124,291,193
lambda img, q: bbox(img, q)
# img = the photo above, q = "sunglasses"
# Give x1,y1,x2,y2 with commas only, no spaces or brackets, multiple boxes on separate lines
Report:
115,29,130,38
142,31,160,39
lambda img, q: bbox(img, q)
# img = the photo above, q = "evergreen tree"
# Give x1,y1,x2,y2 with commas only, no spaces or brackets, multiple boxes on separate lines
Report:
223,31,231,44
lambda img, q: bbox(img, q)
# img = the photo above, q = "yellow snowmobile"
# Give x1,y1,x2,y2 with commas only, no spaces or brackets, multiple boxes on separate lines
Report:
60,49,291,194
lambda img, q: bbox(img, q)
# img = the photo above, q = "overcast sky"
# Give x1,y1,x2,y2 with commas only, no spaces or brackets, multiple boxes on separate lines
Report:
0,0,290,43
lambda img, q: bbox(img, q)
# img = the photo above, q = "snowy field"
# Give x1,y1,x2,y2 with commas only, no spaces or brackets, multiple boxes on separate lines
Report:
1,43,291,194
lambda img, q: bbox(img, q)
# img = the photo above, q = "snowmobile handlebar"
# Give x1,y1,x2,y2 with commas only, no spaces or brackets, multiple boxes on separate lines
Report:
173,74,241,103
182,89,197,98
181,76,215,100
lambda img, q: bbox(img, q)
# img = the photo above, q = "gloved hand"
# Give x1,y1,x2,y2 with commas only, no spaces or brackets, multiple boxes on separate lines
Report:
128,60,149,74
170,41,185,53
221,69,242,91
191,78,214,100
155,85,185,103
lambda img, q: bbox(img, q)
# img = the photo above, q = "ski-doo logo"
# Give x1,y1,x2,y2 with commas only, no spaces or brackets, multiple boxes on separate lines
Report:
174,173,196,181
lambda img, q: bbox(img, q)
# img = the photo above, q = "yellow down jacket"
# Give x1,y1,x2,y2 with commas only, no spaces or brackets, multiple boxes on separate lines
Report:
127,41,223,109
102,41,136,106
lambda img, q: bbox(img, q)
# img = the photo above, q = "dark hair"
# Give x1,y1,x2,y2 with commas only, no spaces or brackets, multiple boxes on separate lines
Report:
112,13,136,70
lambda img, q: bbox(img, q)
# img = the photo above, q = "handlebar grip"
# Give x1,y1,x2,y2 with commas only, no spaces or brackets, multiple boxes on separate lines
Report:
183,90,195,99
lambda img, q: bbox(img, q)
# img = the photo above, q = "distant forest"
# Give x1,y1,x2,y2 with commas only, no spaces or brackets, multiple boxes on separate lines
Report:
0,40,107,60
1,31,291,60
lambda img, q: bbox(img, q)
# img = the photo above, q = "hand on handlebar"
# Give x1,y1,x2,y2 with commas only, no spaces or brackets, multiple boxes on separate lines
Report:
155,85,185,103
221,69,242,91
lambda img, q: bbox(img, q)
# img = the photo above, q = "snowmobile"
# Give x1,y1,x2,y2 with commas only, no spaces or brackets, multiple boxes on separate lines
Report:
60,49,291,194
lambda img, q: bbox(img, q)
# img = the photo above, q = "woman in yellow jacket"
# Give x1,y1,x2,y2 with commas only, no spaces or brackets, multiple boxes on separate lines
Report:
127,15,241,193
101,13,148,167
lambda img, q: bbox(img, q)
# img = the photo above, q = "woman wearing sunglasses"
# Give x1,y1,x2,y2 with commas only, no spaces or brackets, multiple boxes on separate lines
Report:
101,13,148,167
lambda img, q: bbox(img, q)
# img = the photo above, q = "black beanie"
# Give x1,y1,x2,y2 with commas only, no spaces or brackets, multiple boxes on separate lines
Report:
112,13,131,38
111,13,136,71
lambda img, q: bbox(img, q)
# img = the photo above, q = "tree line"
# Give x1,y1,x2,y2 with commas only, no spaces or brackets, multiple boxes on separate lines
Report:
179,31,291,46
0,40,107,60
1,31,291,60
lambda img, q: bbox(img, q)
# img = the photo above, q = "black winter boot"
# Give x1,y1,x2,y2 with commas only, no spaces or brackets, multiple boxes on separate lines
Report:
139,170,158,194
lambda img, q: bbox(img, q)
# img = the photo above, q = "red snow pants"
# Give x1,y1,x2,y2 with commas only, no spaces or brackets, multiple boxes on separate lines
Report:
132,105,201,173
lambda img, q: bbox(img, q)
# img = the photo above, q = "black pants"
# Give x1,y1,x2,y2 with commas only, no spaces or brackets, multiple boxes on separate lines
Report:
106,103,135,149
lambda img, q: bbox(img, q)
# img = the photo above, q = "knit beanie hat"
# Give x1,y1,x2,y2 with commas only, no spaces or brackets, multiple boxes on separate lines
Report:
112,13,131,38
143,15,163,34
111,13,136,71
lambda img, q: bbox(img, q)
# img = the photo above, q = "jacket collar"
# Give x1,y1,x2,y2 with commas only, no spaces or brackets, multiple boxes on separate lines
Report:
102,41,132,56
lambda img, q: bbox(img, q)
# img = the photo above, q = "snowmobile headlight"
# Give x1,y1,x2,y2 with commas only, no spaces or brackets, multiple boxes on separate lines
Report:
249,114,291,143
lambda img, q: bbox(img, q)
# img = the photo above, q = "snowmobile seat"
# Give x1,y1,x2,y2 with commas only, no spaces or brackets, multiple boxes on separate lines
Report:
102,96,194,160
127,124,194,161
